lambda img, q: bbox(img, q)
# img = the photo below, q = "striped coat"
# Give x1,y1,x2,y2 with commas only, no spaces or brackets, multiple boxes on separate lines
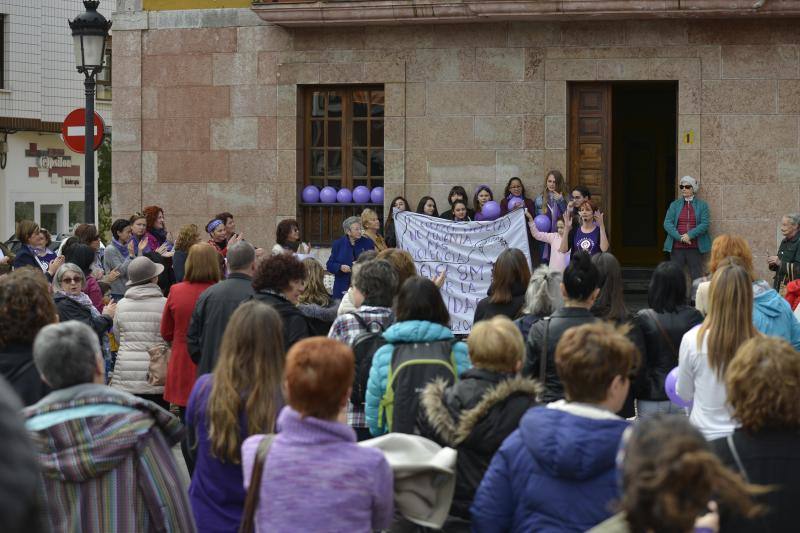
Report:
24,384,196,533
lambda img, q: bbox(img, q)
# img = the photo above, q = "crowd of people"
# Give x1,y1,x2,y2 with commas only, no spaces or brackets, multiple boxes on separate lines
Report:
1,173,800,533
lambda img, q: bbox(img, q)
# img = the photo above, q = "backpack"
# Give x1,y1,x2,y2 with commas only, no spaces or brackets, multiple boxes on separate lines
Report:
349,313,388,406
378,339,458,434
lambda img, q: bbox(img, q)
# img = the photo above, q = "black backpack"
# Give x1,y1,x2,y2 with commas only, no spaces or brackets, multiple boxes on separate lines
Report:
378,339,458,434
349,313,388,406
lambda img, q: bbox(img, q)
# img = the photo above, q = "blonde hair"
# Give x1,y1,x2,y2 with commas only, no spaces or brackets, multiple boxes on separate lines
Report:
361,208,379,230
174,224,201,252
184,243,222,283
299,258,330,306
468,316,525,373
207,301,284,463
698,260,758,379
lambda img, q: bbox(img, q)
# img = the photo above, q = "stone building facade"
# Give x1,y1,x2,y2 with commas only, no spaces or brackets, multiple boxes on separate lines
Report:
112,1,800,278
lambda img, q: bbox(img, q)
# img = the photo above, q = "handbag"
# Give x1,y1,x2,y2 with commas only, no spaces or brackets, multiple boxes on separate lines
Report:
146,343,171,386
239,434,276,533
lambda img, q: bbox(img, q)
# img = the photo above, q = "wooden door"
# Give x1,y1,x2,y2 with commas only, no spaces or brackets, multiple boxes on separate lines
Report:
569,83,612,218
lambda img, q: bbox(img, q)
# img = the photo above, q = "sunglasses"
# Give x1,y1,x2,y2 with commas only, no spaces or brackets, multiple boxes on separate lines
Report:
679,184,693,190
61,277,82,284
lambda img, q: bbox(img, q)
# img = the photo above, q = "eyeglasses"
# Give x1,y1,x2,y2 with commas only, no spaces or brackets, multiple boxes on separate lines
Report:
679,185,693,190
61,277,82,284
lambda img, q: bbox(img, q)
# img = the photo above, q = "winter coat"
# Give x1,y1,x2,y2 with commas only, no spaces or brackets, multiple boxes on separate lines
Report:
712,428,800,533
172,250,188,283
186,273,254,375
25,384,195,533
365,320,471,436
752,281,800,350
161,280,215,406
471,401,629,532
772,231,800,290
102,244,132,296
252,290,311,351
524,307,599,403
54,293,113,346
326,235,375,299
12,245,49,275
473,282,527,323
418,369,540,520
110,283,167,396
663,197,711,254
0,342,49,407
630,306,703,401
298,298,340,336
83,275,104,312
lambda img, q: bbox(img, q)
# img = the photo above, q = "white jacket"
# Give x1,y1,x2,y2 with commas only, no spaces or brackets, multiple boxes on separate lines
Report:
110,283,167,395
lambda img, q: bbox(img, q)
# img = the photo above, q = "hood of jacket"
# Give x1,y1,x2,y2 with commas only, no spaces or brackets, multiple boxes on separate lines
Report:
23,383,183,483
421,371,540,446
520,401,628,481
383,320,454,344
753,282,784,319
122,283,164,300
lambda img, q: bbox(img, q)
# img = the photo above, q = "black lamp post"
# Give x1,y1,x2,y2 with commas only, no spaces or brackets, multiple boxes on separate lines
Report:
69,0,111,225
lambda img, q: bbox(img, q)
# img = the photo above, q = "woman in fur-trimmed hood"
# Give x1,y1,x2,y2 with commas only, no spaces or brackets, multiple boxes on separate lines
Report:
418,316,540,529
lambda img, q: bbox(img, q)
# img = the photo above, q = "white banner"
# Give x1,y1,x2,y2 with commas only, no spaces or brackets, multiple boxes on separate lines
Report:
394,209,531,334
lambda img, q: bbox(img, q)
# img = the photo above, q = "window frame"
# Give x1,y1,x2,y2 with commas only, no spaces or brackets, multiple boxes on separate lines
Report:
96,37,112,101
0,15,5,90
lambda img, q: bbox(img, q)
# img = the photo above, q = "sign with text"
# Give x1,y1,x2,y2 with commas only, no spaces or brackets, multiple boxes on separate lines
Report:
394,209,531,334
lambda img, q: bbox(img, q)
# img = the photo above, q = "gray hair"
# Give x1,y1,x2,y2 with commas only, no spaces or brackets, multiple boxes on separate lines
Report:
227,241,256,271
522,266,563,316
784,214,800,227
33,321,100,390
342,216,361,234
53,263,85,292
354,259,398,307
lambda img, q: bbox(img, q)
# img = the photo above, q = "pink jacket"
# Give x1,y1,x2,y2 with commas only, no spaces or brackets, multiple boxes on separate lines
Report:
529,223,569,273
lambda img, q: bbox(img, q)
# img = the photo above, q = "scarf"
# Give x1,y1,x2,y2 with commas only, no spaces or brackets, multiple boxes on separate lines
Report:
58,290,99,316
130,234,151,256
149,227,168,245
284,240,300,253
26,245,48,271
111,238,129,258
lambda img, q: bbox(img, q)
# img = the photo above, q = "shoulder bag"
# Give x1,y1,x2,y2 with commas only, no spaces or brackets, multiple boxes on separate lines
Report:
239,434,277,533
146,343,171,386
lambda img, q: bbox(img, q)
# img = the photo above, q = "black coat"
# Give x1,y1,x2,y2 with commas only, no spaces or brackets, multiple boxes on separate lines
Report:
524,307,598,403
772,232,800,290
53,294,113,345
473,282,527,323
186,273,255,375
252,290,311,351
0,343,49,406
419,368,540,520
631,306,703,401
712,429,800,532
12,247,52,281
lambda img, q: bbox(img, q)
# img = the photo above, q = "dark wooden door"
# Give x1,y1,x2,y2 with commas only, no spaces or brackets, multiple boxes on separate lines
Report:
569,84,612,218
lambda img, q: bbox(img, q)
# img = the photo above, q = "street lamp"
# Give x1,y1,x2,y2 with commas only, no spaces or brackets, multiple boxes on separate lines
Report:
69,0,111,225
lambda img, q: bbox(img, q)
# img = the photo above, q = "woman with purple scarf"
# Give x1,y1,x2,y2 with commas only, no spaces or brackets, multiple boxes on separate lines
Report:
533,171,568,263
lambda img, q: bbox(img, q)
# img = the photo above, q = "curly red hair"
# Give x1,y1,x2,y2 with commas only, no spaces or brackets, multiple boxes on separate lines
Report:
142,205,163,231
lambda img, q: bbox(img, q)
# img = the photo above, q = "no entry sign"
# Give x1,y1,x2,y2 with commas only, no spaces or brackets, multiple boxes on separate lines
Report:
61,109,105,154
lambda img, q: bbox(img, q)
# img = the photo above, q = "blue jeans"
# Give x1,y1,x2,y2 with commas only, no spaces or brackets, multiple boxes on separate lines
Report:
637,400,687,420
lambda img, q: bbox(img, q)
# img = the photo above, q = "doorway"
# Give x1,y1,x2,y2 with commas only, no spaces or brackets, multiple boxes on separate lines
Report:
569,82,677,267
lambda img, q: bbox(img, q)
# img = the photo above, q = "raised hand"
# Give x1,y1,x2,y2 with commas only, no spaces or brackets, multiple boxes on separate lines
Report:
594,210,605,227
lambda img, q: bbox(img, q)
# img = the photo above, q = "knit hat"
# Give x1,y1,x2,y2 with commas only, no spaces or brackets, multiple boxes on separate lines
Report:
126,256,164,286
359,433,457,529
679,175,698,192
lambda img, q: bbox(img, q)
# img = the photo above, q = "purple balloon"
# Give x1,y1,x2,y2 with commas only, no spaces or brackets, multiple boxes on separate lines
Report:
370,187,384,204
665,367,692,408
353,185,371,204
508,197,525,210
474,211,486,222
481,200,501,221
533,214,551,233
320,186,338,204
336,188,353,203
301,185,320,203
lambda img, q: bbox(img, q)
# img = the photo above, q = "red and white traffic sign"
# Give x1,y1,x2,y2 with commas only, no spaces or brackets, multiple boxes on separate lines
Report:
61,108,105,154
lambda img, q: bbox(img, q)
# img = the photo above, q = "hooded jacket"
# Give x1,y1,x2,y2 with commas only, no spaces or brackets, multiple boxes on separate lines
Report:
752,280,800,350
110,283,167,395
24,384,196,533
252,290,311,351
365,320,471,436
419,370,540,520
471,401,629,532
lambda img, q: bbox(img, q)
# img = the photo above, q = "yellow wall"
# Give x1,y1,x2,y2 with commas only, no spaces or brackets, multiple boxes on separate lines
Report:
143,0,251,10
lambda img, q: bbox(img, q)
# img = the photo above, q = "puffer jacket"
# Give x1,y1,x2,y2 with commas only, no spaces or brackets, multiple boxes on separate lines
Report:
365,320,471,436
631,306,703,401
753,280,800,350
419,369,539,521
110,283,167,395
471,401,628,532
